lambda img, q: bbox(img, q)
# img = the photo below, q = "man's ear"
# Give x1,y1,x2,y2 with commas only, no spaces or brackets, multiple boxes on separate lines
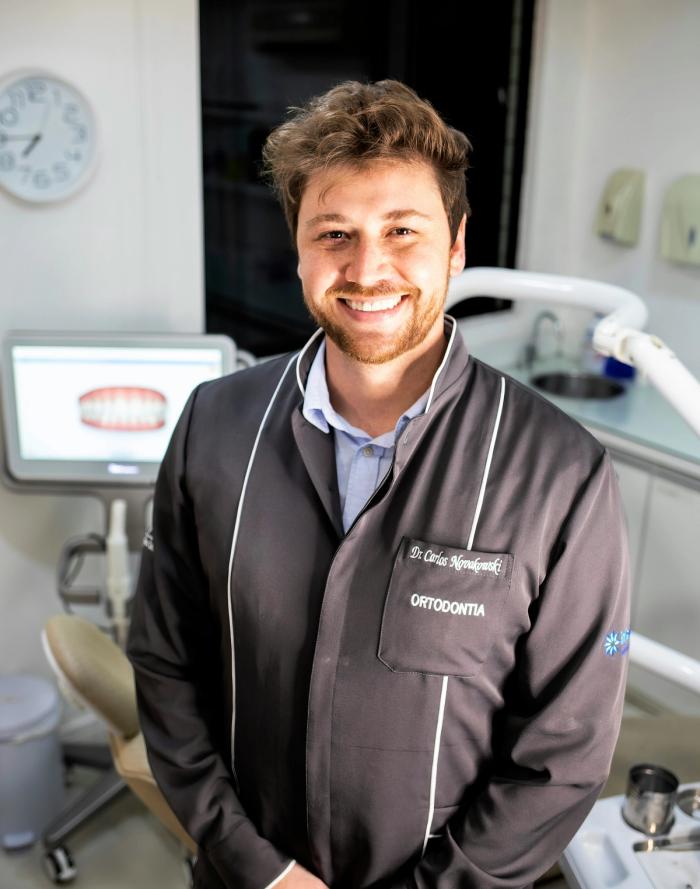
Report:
449,214,467,276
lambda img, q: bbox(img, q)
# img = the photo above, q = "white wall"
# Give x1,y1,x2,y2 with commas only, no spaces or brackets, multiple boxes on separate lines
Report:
517,0,700,374
0,0,202,698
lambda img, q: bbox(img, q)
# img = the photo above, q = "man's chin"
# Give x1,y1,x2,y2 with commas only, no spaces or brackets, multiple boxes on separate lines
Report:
324,327,428,365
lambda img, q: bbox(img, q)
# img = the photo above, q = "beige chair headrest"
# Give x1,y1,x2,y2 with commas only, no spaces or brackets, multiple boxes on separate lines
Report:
43,614,140,739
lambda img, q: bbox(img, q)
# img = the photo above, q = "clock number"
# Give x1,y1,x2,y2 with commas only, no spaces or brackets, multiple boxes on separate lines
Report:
0,107,19,127
0,152,15,172
53,161,70,182
18,165,31,183
65,148,82,162
33,170,51,189
26,80,47,103
71,125,87,144
63,103,80,124
8,88,26,109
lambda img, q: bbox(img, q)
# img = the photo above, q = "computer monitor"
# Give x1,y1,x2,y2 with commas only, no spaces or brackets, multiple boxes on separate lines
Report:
1,332,236,488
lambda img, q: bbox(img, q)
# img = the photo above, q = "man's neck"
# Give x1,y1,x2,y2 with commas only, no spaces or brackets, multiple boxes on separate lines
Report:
324,324,447,438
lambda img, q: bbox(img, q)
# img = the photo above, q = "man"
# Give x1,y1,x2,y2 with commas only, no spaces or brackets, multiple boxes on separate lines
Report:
127,81,630,889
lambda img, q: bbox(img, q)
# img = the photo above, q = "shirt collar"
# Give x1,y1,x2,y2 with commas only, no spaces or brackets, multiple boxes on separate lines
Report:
302,338,429,445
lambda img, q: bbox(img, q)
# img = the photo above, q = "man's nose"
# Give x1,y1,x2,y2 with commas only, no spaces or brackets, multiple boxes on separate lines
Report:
343,239,389,287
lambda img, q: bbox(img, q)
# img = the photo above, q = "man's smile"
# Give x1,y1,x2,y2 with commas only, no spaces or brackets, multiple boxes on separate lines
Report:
338,293,410,320
342,294,405,312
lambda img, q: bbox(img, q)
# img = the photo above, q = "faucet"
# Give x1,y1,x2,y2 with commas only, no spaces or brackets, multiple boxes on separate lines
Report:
522,310,562,369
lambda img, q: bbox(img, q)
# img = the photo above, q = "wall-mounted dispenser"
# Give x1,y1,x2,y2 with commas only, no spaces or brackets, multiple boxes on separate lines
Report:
595,169,645,246
660,174,700,267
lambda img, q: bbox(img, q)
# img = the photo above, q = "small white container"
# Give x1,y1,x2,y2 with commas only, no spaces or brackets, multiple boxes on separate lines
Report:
0,675,66,849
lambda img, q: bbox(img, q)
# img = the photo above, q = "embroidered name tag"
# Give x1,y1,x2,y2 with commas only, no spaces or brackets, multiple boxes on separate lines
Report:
378,537,514,678
409,544,504,577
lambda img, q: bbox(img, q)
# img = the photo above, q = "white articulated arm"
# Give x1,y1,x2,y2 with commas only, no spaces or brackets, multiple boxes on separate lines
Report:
614,331,700,437
629,632,700,697
446,267,648,327
447,267,700,437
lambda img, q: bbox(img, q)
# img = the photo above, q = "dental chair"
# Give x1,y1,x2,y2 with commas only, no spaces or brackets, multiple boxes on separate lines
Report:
41,614,197,885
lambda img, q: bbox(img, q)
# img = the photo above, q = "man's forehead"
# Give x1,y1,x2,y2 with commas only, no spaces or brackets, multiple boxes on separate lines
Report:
299,159,443,219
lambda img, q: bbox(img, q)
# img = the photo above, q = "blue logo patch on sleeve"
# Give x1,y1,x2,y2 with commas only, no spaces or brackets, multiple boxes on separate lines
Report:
604,627,631,657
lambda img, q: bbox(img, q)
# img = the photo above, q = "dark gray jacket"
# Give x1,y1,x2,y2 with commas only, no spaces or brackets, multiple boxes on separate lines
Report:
127,320,630,889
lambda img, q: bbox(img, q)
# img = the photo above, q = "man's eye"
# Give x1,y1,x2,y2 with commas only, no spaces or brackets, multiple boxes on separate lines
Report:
392,227,414,236
320,231,347,241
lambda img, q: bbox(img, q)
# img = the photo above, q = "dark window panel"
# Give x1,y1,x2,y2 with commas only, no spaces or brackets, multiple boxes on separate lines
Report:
200,0,535,354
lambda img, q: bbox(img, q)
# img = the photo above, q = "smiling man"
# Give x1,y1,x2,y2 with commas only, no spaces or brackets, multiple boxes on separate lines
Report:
127,81,630,889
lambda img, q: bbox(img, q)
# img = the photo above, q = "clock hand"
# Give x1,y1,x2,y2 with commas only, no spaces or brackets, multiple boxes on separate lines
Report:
22,134,42,157
0,132,40,145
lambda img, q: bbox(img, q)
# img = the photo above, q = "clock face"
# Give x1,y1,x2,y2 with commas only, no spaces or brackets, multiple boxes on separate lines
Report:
0,72,97,203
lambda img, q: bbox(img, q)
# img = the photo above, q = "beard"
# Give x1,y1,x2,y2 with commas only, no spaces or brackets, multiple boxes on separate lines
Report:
303,276,449,365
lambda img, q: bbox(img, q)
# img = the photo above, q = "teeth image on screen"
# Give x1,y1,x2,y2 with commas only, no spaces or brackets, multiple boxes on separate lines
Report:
78,387,167,431
11,344,225,466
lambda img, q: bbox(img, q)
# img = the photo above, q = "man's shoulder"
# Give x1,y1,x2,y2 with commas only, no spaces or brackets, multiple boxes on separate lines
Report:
178,352,301,449
194,352,299,413
470,357,605,464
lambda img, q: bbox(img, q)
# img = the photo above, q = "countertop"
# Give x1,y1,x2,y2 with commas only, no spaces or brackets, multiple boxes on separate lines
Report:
480,352,700,481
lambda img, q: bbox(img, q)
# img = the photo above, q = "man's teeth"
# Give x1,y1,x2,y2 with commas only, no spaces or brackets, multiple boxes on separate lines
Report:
344,296,403,312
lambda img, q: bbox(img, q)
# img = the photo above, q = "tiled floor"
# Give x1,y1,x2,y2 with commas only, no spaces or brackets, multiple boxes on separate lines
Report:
1,766,190,889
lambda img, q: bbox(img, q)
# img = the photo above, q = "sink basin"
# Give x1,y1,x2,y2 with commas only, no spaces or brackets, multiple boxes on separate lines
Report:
531,372,625,400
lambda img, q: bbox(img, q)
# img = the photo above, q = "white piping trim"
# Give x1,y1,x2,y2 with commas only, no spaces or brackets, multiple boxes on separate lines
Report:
262,859,297,889
295,328,324,396
425,315,458,413
467,376,506,550
226,352,298,779
421,375,506,857
422,675,449,855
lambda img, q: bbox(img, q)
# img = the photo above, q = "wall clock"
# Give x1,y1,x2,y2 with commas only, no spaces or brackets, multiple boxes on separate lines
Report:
0,71,98,203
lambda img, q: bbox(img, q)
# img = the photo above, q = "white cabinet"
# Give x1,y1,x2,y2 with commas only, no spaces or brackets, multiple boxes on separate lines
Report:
635,476,700,656
611,459,651,598
612,454,700,714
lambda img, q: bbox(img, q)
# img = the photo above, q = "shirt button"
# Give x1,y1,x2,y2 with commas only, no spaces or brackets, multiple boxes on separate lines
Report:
362,445,373,457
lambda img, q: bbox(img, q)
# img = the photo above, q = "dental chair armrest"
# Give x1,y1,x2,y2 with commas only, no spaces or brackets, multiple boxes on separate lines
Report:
109,732,198,856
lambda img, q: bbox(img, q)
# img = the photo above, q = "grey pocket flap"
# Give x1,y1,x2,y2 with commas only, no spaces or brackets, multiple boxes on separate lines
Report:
378,537,514,678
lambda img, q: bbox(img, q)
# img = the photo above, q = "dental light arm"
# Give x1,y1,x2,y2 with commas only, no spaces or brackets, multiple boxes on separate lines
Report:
447,267,700,437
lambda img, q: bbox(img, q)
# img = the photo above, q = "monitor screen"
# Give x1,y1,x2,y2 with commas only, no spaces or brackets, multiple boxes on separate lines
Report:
2,333,236,486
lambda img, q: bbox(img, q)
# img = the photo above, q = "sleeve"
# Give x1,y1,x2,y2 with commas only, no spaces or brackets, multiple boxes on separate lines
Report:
126,389,295,889
386,450,630,889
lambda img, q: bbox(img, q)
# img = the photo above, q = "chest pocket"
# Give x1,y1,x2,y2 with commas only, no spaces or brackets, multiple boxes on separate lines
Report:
378,537,514,679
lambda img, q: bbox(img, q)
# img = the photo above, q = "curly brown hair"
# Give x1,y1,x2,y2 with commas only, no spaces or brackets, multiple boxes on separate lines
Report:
262,80,471,243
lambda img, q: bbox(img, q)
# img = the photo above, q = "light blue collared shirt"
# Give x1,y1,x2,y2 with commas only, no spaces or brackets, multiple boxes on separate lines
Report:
302,339,429,532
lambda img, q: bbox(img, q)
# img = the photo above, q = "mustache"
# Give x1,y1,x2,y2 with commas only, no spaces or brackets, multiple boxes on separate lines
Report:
326,282,419,299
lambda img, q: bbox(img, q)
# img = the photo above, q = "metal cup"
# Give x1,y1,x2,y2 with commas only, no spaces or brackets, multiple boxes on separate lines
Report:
622,763,679,835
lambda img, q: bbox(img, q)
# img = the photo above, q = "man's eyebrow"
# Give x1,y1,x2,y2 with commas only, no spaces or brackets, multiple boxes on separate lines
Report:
304,213,348,228
304,209,432,228
382,209,432,222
